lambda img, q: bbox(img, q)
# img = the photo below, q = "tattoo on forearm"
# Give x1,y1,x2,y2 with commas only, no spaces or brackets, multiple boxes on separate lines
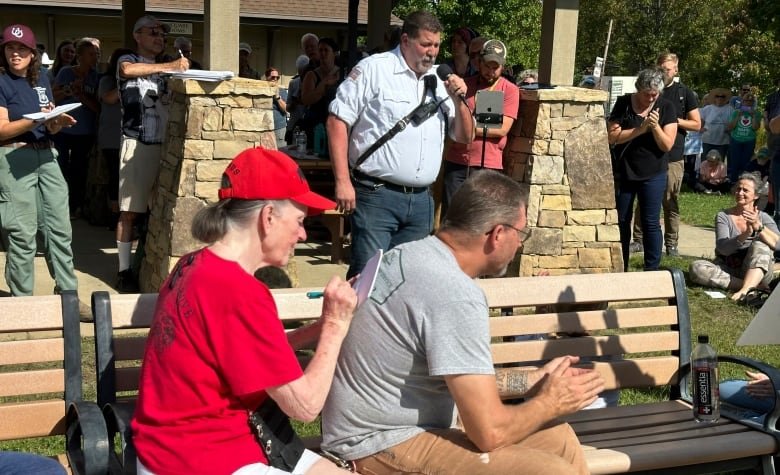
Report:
496,369,530,398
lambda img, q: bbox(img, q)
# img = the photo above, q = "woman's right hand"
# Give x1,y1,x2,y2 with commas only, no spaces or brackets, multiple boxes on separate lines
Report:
320,275,357,329
642,109,660,132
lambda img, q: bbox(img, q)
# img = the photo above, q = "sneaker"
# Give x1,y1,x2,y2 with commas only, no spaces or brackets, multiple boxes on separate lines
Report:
629,241,644,254
666,245,679,257
116,269,140,293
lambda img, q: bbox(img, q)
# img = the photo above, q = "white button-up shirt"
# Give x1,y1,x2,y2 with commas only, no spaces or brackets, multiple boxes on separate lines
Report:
329,47,456,187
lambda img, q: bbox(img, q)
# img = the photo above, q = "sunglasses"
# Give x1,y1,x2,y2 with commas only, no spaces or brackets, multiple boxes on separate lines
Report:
715,95,726,98
268,76,280,80
521,81,534,86
142,28,166,38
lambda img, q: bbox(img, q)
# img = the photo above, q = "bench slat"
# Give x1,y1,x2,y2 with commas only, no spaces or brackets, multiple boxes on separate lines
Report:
0,338,64,365
577,418,733,444
0,400,65,440
584,430,776,474
0,295,64,332
108,294,159,328
116,367,142,393
590,357,680,389
0,369,65,397
478,271,676,308
489,306,679,337
114,336,148,361
565,400,687,423
491,331,680,364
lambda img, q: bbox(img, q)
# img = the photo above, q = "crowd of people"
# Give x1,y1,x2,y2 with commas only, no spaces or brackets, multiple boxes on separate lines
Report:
5,7,780,474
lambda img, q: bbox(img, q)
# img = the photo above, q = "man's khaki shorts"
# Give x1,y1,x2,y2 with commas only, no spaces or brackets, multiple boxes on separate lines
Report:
119,137,161,213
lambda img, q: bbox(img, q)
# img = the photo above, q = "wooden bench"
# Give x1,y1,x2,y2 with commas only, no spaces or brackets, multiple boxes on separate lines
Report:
90,288,325,473
481,269,780,474
90,269,780,474
0,291,108,475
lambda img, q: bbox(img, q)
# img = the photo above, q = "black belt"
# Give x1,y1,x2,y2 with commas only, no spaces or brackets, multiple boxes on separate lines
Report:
352,169,429,194
1,139,53,150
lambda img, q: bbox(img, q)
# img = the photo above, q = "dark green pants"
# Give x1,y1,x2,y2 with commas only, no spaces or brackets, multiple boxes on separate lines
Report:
0,146,77,295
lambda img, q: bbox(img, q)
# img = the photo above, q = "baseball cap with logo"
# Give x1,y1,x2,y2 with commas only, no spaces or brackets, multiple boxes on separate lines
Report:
480,39,506,66
239,42,252,54
218,148,335,215
1,24,37,51
133,15,171,34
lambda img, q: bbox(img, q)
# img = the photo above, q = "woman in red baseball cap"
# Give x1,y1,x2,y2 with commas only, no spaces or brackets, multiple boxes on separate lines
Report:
0,23,78,296
132,147,358,474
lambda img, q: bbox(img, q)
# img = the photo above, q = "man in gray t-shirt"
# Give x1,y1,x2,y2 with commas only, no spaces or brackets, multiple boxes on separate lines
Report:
322,170,604,475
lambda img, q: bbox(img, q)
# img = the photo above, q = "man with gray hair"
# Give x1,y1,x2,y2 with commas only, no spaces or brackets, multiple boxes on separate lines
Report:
301,32,319,70
322,169,602,474
285,54,310,144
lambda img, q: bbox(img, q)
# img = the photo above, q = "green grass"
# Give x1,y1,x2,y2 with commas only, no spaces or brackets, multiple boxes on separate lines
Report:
678,188,733,228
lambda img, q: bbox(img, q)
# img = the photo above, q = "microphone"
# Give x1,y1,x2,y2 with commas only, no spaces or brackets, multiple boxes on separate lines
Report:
435,64,471,113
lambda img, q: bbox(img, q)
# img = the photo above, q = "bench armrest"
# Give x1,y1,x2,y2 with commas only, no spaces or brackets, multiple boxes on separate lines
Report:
103,401,138,474
66,401,110,475
717,354,780,436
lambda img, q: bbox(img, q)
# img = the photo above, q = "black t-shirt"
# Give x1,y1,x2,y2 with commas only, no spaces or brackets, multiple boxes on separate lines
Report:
609,93,676,181
661,81,698,161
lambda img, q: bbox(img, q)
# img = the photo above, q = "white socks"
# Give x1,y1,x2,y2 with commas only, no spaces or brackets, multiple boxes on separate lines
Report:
117,241,133,272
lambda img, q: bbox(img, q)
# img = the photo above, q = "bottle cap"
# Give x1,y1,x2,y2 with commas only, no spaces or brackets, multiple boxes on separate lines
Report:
697,335,709,343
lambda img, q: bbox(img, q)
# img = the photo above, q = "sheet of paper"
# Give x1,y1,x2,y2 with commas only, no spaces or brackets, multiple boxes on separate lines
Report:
352,249,382,308
704,290,726,299
164,69,235,82
23,103,82,122
737,285,780,345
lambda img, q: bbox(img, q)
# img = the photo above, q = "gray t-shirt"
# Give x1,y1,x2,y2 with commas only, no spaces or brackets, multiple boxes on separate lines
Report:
321,236,494,460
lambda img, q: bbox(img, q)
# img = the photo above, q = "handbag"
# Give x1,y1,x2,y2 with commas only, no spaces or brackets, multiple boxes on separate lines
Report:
248,397,305,471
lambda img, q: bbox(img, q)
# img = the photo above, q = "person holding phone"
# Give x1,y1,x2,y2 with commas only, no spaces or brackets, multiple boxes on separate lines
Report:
443,39,519,211
608,67,677,271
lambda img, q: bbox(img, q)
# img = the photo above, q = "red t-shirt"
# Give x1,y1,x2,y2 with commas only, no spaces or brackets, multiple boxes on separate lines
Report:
446,75,520,169
132,248,304,474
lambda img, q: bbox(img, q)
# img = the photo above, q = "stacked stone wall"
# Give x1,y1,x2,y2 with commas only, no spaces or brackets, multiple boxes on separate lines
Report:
504,87,622,276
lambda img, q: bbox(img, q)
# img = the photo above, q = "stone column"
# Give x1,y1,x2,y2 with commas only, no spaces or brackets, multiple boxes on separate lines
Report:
505,86,623,276
140,77,278,292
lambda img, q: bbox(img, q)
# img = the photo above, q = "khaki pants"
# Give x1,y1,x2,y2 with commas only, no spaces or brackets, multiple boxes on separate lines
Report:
354,423,588,475
633,160,684,248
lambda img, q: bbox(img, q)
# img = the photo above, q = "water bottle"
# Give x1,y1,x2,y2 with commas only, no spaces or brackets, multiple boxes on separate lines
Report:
294,127,307,154
691,335,719,422
313,123,328,158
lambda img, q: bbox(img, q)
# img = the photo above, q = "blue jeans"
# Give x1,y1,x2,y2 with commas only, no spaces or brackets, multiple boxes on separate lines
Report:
616,170,666,271
728,139,755,182
348,179,433,278
0,452,66,474
720,379,773,423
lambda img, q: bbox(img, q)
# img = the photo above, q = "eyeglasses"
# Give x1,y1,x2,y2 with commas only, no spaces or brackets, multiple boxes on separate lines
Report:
141,28,166,38
715,95,726,98
268,76,280,80
486,223,529,241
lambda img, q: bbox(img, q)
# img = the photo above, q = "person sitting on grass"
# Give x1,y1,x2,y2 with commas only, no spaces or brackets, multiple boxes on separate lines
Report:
695,149,730,194
689,172,780,303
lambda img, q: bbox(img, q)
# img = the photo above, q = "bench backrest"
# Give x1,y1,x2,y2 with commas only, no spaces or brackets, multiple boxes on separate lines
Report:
482,269,691,398
0,291,81,442
93,269,691,406
92,289,324,407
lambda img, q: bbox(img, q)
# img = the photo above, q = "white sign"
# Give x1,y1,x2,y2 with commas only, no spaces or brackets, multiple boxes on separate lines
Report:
593,56,604,78
167,22,192,36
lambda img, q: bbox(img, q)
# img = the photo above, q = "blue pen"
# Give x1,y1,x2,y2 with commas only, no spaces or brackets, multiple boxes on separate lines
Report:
306,291,324,299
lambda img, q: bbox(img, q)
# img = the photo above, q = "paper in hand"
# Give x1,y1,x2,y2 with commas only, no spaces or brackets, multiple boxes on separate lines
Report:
24,103,81,123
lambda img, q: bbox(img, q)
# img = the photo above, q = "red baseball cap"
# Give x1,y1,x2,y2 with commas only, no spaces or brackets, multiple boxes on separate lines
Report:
218,147,336,215
1,24,37,51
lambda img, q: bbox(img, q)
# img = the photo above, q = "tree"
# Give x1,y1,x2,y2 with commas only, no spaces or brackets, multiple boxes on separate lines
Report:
392,0,543,72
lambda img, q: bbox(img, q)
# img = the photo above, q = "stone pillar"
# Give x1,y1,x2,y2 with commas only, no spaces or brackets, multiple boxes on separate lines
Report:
140,78,279,292
505,87,623,276
538,0,579,86
205,0,240,72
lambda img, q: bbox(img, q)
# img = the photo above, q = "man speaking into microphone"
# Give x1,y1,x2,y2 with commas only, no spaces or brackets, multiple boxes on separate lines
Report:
327,10,474,278
443,39,520,210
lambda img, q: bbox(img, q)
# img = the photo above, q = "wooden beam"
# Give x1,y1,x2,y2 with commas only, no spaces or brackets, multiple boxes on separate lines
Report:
538,0,580,86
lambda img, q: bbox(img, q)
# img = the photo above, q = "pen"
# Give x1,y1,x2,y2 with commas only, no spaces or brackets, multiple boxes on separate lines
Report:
306,291,324,299
178,48,185,59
